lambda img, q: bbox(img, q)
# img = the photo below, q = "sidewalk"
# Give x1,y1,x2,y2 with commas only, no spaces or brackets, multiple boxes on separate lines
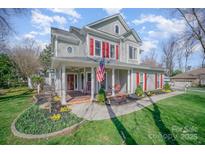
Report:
70,91,184,121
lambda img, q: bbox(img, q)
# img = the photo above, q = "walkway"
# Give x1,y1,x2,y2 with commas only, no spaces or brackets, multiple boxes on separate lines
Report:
70,91,184,121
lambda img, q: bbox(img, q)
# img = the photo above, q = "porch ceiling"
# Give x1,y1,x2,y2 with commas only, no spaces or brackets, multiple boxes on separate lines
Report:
51,56,165,72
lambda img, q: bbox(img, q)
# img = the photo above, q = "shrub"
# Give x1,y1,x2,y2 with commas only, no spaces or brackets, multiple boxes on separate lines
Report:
135,85,144,97
164,82,171,91
97,88,106,104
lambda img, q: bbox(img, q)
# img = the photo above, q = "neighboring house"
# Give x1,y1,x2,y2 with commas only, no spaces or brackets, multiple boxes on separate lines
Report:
51,14,164,104
171,68,205,89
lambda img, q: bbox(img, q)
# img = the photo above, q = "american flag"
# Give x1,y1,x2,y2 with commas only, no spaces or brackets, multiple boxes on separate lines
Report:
96,59,105,83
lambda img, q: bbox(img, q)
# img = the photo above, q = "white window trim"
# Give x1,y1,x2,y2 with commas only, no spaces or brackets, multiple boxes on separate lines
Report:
128,45,138,60
67,46,73,54
67,73,78,91
109,44,115,59
114,24,120,34
94,39,102,57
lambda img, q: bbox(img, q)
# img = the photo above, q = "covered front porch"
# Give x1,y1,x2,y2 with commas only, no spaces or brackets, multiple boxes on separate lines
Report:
52,57,134,105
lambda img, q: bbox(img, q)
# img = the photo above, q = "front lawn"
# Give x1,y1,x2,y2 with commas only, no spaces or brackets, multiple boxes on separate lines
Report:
0,87,205,144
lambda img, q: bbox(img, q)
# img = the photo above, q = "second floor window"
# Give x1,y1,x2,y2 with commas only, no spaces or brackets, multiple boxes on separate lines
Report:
95,40,101,56
129,46,137,59
110,44,115,58
129,46,134,59
115,25,119,34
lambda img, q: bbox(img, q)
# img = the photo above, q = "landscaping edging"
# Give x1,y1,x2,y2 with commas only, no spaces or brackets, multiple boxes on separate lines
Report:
11,107,86,139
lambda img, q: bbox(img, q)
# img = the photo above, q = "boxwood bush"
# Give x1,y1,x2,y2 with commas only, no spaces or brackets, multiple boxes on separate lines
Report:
135,85,144,97
15,105,83,135
164,82,171,91
96,88,106,104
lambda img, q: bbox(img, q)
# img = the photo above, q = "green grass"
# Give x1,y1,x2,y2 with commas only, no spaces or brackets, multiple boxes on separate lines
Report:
0,87,205,144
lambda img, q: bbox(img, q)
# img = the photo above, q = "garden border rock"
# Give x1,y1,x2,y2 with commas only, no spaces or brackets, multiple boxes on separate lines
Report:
11,106,86,139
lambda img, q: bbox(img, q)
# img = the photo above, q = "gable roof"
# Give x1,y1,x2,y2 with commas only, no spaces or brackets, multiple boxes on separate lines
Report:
87,13,130,32
171,68,205,79
86,14,142,43
122,29,142,43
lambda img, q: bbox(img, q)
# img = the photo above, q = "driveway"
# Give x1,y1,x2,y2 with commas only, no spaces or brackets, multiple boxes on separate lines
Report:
70,91,184,121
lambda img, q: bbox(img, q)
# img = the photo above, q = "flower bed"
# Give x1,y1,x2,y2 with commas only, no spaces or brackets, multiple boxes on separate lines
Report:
15,105,83,135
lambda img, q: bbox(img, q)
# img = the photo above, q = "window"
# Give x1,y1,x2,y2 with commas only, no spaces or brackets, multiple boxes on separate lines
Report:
129,46,137,59
74,74,78,90
157,74,160,88
134,48,137,59
129,46,133,59
115,25,119,34
140,73,144,88
81,73,84,90
101,73,107,90
67,46,72,54
95,40,101,56
110,44,115,58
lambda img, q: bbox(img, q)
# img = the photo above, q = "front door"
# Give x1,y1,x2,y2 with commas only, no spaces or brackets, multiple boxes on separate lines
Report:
67,74,74,90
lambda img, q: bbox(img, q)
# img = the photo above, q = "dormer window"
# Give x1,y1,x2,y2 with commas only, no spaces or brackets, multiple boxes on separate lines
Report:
115,25,119,34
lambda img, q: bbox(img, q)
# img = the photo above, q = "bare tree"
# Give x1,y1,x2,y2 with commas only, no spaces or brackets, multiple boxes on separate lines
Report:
141,51,162,67
183,41,194,71
0,9,27,51
176,49,184,71
201,51,205,68
10,38,41,88
177,8,205,55
162,38,177,77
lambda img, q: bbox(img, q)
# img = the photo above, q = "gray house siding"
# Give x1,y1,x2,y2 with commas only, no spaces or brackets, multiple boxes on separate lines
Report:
92,18,127,36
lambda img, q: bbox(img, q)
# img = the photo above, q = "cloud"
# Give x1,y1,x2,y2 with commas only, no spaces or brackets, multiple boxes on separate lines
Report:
53,16,67,25
132,14,186,39
31,9,67,35
48,8,81,23
103,8,122,15
141,40,158,52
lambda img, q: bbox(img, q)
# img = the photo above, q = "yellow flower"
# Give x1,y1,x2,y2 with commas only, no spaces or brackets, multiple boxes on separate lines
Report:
53,96,61,102
60,106,71,112
50,114,61,121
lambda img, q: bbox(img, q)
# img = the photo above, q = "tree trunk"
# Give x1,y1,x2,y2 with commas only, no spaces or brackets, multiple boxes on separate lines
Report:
37,84,40,94
27,77,33,89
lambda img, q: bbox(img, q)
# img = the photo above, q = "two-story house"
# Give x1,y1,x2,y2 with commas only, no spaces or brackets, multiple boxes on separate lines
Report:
51,14,164,104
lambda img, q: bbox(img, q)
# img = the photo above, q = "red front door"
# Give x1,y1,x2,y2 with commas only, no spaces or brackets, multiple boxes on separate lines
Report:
67,74,74,90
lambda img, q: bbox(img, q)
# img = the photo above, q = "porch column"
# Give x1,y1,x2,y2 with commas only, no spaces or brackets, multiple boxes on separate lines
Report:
91,67,95,101
127,69,131,94
131,68,134,93
83,67,86,93
61,65,67,105
112,68,115,96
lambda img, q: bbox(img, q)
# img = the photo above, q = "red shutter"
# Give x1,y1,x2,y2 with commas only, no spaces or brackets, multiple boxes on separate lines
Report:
90,38,94,56
102,42,106,58
106,42,109,58
116,45,119,60
144,73,147,91
155,73,158,89
136,72,140,86
160,74,163,88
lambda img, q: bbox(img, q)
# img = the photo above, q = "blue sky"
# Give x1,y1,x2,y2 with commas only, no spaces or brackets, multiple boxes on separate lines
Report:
11,8,202,69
